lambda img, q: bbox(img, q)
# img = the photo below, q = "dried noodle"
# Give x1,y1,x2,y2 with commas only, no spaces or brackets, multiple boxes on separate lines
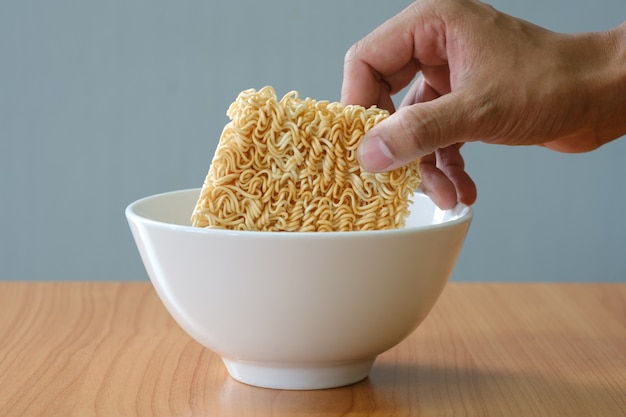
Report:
191,86,421,231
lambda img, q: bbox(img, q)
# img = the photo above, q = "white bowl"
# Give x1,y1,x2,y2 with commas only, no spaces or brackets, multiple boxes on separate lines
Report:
126,188,472,390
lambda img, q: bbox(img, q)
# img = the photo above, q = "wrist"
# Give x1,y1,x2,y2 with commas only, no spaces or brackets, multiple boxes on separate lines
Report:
586,21,626,145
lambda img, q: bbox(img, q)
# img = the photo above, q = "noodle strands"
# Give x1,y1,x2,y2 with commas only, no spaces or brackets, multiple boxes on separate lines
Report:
191,86,421,231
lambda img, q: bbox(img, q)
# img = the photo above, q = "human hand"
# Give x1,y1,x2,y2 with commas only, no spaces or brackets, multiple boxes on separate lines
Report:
342,0,626,208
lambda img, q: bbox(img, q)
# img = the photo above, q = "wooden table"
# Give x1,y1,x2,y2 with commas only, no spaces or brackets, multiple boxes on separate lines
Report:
0,282,624,416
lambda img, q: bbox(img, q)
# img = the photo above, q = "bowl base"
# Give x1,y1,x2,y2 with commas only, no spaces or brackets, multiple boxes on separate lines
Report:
222,357,376,390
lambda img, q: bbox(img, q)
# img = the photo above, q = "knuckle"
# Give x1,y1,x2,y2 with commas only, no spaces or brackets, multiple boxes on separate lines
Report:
344,39,365,66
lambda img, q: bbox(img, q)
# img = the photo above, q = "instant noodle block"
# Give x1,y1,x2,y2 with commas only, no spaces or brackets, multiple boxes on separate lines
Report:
191,86,422,231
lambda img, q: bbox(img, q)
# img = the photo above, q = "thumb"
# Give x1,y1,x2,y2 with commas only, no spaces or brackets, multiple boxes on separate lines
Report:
358,93,470,172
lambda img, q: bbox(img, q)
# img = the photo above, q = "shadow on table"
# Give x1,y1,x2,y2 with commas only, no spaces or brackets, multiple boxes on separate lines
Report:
216,362,625,416
364,362,624,416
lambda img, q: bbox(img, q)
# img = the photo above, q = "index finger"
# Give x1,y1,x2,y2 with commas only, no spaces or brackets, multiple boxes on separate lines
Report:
340,2,447,109
340,21,416,107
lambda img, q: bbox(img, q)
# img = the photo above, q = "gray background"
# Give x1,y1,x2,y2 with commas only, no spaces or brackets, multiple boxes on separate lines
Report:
2,0,625,281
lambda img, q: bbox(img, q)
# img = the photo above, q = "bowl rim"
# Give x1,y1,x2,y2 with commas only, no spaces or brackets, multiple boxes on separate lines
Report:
125,188,473,238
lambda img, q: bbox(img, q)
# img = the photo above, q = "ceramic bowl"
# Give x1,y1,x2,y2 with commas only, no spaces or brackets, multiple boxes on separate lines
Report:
126,188,472,390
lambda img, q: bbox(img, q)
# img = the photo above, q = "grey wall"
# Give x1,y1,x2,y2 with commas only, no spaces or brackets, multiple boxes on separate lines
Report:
1,0,624,281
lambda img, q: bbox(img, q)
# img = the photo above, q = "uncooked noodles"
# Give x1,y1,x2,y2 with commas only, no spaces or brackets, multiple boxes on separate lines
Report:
191,86,421,231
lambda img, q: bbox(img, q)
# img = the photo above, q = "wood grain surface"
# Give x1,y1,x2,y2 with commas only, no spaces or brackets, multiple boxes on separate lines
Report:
0,282,624,416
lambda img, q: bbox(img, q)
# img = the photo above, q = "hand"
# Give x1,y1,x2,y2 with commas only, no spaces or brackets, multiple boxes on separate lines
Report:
342,0,626,208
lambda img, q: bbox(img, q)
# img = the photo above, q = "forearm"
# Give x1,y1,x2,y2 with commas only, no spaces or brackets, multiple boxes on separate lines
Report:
540,21,626,153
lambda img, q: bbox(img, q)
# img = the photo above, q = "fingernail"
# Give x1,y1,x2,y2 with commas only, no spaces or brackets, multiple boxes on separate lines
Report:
357,135,394,171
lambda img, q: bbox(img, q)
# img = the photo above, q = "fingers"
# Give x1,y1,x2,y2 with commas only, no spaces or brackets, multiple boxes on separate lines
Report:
418,152,458,209
400,75,442,107
343,1,467,172
357,91,470,171
399,81,478,208
341,2,441,108
341,42,420,111
434,144,477,206
419,144,477,209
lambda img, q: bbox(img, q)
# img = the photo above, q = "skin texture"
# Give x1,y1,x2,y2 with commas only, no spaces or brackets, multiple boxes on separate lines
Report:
341,0,626,208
